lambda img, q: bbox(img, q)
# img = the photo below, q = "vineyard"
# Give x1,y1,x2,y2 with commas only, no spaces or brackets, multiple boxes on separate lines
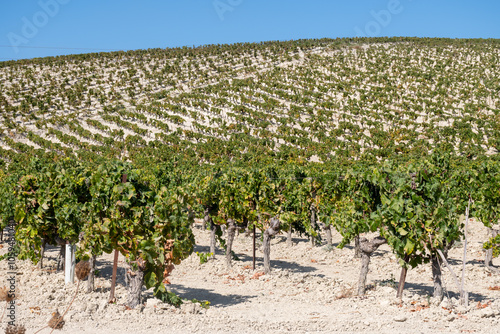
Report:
1,37,500,333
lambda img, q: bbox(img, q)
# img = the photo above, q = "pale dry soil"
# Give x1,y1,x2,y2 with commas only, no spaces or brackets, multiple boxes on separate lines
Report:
1,219,500,334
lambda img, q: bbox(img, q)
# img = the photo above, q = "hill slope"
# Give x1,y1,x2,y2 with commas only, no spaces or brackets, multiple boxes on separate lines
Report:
1,37,499,164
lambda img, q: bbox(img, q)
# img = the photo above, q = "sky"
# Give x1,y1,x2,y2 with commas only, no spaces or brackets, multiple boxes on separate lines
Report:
1,0,499,61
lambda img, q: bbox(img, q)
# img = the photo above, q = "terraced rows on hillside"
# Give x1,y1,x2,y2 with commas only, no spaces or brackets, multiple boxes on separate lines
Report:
0,37,499,164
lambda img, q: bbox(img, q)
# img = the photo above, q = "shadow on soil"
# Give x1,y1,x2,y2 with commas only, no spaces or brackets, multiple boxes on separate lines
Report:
94,257,129,287
168,283,257,307
446,258,488,267
194,242,320,274
402,281,489,302
42,245,129,288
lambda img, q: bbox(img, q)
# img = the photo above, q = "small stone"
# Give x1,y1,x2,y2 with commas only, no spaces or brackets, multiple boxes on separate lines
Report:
67,311,78,321
77,304,87,313
381,286,395,295
447,315,455,322
379,299,391,307
480,308,495,318
394,315,407,322
145,298,160,308
430,297,442,306
391,298,403,306
143,306,155,315
192,303,202,314
87,303,98,314
440,299,450,309
180,301,195,314
99,300,108,312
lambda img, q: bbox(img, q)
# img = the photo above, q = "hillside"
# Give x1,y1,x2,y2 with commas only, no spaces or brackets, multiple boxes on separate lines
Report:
1,37,500,164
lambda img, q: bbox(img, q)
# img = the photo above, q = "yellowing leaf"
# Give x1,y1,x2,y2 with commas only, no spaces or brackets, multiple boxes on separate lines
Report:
404,239,415,255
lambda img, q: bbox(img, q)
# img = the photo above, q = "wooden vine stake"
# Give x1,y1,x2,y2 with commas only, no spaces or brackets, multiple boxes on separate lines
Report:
460,197,471,306
108,250,119,303
396,255,410,300
436,249,461,293
252,224,256,270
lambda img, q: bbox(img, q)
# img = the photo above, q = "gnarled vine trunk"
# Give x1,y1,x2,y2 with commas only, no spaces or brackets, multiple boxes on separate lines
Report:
87,254,96,293
209,218,218,257
358,252,371,296
431,254,443,301
319,220,333,247
243,217,251,237
485,228,499,273
287,226,293,247
225,219,236,268
263,217,281,274
432,244,451,302
354,235,361,258
56,244,65,271
325,226,333,247
310,204,317,247
202,207,210,231
188,208,195,226
125,259,146,309
39,239,46,269
357,236,386,296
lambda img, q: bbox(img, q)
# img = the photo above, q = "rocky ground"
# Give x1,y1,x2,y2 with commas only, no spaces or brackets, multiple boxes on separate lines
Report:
1,219,500,334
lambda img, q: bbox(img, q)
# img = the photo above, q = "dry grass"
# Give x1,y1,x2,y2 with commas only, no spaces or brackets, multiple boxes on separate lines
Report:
48,310,65,330
335,285,354,300
0,287,13,303
4,325,26,334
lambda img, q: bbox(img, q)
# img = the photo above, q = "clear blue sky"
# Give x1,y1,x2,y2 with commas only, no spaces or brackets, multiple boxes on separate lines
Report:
1,0,499,61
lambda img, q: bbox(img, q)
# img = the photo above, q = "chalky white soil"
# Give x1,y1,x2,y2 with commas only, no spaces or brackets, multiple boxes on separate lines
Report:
1,219,500,334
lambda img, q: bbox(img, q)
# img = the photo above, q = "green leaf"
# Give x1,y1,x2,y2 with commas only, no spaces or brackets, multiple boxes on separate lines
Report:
397,227,408,236
15,208,26,223
404,239,415,255
144,271,157,288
